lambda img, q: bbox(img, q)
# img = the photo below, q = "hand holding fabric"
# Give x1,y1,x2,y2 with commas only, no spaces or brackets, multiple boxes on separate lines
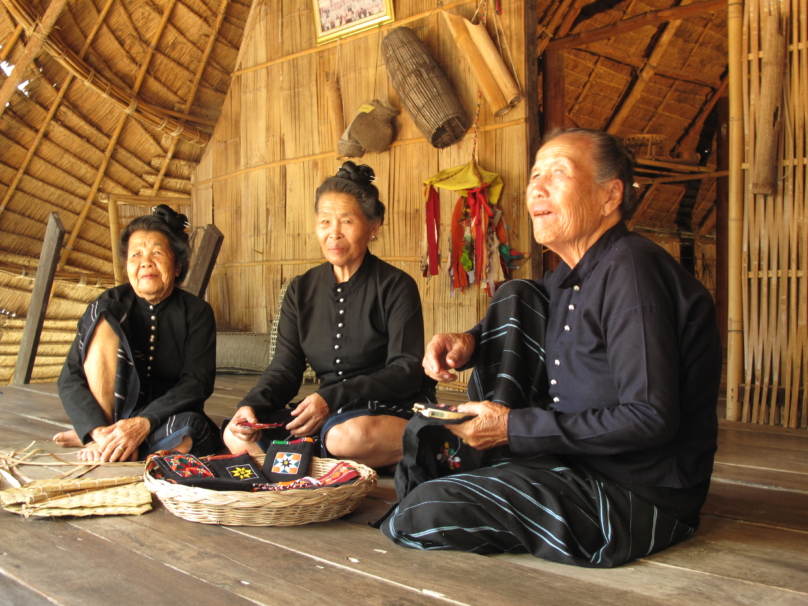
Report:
228,406,263,442
448,401,510,450
423,333,476,382
286,392,329,436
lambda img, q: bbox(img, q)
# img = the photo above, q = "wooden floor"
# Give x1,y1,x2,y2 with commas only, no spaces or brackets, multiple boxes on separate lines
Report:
1,377,807,606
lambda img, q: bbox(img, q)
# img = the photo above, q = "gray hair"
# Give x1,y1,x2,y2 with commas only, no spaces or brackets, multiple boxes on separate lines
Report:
542,128,638,221
119,214,191,282
315,161,386,225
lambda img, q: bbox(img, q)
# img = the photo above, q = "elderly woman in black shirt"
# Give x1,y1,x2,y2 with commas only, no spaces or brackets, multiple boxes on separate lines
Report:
382,129,722,568
224,162,433,469
55,207,220,462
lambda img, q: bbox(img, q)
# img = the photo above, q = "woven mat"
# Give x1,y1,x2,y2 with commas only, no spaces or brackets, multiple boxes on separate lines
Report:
1,476,152,518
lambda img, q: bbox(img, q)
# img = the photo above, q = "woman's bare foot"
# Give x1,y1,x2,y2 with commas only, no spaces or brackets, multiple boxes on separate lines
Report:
77,442,104,461
53,429,83,448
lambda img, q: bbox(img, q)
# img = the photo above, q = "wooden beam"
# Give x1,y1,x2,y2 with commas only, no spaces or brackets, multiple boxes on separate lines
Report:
526,0,543,280
608,0,698,135
106,194,124,285
11,212,65,385
0,0,68,121
635,157,714,173
636,170,729,185
107,194,192,206
180,224,223,298
151,0,229,195
676,75,729,156
58,0,179,271
547,0,726,51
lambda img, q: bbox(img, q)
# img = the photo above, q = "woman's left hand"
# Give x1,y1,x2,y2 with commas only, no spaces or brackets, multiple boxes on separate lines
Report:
448,401,510,450
286,393,330,437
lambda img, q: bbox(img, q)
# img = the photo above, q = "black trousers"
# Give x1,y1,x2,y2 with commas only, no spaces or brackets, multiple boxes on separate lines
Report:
382,280,695,567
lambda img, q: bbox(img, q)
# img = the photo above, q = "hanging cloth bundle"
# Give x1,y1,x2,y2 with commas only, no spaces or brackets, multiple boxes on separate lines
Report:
422,162,524,296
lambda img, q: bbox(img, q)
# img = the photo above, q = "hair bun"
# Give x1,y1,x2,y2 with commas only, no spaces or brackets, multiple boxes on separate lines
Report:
335,161,375,187
153,204,189,232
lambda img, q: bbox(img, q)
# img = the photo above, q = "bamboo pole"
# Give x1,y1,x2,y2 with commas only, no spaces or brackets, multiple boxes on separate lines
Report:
0,0,68,121
325,72,344,157
0,23,23,62
726,0,745,422
442,11,511,116
58,0,179,271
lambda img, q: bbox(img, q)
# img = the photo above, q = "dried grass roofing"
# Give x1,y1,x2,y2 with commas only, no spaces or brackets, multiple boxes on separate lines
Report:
0,0,727,290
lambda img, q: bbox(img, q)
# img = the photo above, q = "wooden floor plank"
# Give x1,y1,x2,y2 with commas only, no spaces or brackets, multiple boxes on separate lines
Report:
0,514,259,606
0,570,60,606
495,516,808,605
227,519,676,606
701,479,808,531
70,510,446,606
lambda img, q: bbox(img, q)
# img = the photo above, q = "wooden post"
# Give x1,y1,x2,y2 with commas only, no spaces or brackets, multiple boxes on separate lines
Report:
726,0,745,422
542,49,565,134
105,195,125,285
525,0,543,280
181,224,224,298
12,213,65,385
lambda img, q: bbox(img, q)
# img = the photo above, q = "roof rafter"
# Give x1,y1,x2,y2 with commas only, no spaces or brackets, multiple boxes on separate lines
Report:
0,23,23,62
547,0,726,51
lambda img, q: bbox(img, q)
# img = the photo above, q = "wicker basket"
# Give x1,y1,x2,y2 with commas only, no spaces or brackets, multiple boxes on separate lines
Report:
143,456,377,526
382,27,468,149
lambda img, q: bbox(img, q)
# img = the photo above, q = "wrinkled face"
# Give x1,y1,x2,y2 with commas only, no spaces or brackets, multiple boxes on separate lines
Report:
126,230,179,304
526,134,622,266
315,192,379,279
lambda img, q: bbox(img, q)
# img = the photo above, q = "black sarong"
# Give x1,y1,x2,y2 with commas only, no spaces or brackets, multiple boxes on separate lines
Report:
383,280,695,567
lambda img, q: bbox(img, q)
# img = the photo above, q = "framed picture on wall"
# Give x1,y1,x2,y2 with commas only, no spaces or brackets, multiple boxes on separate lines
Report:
313,0,395,45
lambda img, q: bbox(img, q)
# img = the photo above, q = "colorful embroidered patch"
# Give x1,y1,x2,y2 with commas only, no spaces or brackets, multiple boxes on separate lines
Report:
225,464,260,480
271,452,302,474
164,453,215,478
437,441,462,470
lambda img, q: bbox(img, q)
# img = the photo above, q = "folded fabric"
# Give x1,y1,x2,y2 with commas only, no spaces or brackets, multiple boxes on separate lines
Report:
263,437,315,483
252,461,360,492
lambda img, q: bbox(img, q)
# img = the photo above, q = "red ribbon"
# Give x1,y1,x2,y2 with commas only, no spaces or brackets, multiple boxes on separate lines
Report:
424,185,441,276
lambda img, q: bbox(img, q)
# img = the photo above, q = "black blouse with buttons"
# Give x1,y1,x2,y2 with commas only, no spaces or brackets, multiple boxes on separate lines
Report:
239,252,431,413
58,284,217,444
468,222,722,489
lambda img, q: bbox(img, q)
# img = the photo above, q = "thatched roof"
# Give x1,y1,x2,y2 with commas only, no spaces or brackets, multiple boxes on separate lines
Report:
0,0,729,382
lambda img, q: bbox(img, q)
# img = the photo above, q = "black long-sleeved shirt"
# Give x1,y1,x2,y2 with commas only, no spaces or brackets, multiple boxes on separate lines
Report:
239,252,431,413
58,284,217,444
470,222,722,489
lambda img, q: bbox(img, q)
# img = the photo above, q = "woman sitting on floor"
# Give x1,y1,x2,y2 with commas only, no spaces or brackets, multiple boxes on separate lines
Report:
54,206,221,462
223,162,434,469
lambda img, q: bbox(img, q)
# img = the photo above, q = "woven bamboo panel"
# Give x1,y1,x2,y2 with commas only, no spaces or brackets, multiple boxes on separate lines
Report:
740,0,807,428
194,1,531,338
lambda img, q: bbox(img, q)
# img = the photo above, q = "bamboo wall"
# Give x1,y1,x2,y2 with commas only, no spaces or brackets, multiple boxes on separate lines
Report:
191,0,532,372
741,0,807,428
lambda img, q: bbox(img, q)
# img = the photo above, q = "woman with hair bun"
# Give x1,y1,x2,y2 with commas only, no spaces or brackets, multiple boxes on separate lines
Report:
224,162,434,469
55,205,221,462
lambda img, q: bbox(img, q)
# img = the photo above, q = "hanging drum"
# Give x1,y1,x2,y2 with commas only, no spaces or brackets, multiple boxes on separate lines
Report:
382,27,469,149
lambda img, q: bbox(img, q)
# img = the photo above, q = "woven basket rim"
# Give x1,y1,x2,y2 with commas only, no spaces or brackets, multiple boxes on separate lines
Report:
143,456,377,525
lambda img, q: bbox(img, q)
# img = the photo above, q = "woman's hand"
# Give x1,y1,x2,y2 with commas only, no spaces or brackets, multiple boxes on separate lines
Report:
447,401,510,450
286,393,329,437
423,333,476,382
84,417,151,462
227,406,263,442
